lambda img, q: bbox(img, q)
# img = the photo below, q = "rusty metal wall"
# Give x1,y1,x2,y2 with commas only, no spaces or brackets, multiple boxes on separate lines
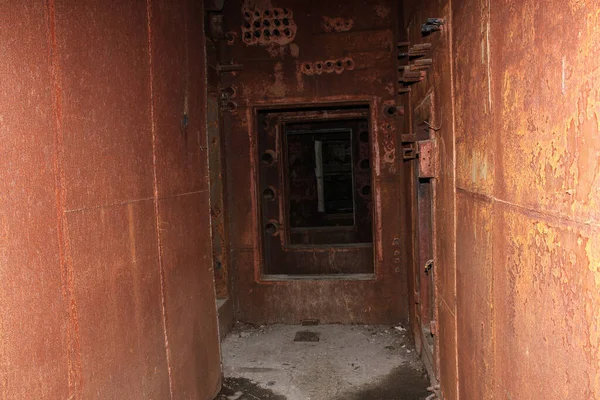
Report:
406,0,600,398
0,1,221,399
221,0,411,324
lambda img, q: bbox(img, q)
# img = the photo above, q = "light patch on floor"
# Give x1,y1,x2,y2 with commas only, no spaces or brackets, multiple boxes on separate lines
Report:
218,324,431,400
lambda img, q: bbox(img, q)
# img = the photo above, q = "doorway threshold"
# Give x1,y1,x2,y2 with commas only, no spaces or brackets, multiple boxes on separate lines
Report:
261,273,375,282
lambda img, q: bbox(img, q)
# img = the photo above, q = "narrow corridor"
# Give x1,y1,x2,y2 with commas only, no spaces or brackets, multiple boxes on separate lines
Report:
1,0,599,399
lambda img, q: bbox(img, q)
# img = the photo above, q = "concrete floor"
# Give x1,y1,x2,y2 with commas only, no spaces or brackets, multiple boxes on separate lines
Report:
217,324,431,400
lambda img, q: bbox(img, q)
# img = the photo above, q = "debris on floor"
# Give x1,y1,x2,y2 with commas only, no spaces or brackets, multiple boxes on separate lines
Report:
217,324,430,400
216,377,286,400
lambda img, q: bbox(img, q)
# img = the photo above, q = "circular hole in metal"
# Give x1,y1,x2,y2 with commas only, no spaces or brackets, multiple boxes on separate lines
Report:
226,101,237,112
361,185,371,196
221,86,236,97
360,159,370,170
264,9,271,16
282,8,289,15
253,20,261,28
225,32,236,42
263,19,270,27
263,188,276,201
254,10,260,17
261,151,275,165
244,11,251,19
315,62,323,70
265,222,278,235
359,131,369,143
274,19,281,26
282,18,289,26
244,32,252,40
273,29,280,36
244,21,251,29
325,61,332,68
254,31,261,38
283,28,291,36
385,105,398,116
273,9,280,17
263,30,271,38
336,60,342,67
304,63,311,70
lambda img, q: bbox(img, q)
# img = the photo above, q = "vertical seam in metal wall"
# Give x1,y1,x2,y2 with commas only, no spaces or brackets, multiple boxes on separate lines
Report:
45,0,84,396
197,4,225,395
486,0,495,397
447,0,460,397
145,1,175,398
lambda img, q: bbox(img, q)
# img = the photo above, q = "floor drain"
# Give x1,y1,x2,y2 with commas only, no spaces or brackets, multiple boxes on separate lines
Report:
293,331,320,342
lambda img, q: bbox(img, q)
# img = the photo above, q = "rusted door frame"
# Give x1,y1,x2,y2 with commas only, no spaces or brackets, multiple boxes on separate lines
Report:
248,96,382,282
412,92,441,382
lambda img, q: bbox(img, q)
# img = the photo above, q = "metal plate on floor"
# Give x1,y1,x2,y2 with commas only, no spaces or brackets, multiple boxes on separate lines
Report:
294,331,320,342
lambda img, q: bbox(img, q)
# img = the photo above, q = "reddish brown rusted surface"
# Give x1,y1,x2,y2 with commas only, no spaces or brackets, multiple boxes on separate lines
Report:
221,0,410,324
405,0,600,398
0,1,220,398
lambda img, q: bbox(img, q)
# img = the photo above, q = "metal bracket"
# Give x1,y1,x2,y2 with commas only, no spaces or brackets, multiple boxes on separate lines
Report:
422,18,445,36
417,139,438,178
217,63,244,73
424,259,434,274
402,144,418,160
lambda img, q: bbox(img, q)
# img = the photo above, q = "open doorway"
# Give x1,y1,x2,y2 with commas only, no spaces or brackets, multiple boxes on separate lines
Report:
256,105,374,277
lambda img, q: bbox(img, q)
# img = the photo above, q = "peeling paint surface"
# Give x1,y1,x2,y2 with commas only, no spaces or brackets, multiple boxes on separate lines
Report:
405,0,600,398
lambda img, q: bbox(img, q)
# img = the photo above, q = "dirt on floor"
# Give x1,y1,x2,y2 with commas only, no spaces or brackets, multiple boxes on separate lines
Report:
216,323,432,400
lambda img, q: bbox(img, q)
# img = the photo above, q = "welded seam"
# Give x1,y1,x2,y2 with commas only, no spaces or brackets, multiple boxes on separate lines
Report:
486,2,496,395
145,1,174,398
447,0,460,397
194,5,225,395
45,0,83,397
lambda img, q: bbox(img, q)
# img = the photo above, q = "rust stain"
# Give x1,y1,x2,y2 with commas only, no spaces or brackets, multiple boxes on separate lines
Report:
266,62,286,97
374,5,390,19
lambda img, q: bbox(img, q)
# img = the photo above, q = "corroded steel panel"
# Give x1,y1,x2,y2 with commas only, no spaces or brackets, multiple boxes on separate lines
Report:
159,193,222,399
0,1,222,398
222,0,407,323
0,3,69,398
56,0,155,210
